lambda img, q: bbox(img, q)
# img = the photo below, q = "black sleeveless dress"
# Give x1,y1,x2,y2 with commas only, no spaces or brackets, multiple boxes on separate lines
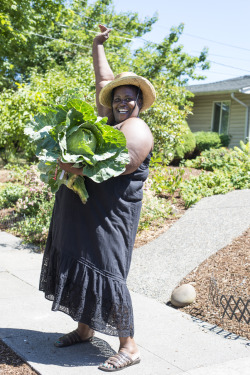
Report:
39,153,151,337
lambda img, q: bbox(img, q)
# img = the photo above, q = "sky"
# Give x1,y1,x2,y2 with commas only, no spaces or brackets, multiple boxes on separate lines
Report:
108,0,250,85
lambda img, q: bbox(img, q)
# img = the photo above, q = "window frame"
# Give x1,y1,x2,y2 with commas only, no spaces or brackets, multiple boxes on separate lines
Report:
211,100,231,134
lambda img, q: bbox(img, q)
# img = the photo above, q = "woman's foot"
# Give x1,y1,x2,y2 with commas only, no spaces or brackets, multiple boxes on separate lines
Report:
77,322,94,341
98,337,140,372
98,351,140,372
54,323,94,348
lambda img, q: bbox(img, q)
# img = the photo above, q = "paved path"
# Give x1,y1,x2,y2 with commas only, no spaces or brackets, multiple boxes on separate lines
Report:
128,189,250,302
1,190,250,374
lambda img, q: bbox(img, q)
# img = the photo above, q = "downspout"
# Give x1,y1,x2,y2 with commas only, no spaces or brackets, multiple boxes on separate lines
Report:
231,92,250,142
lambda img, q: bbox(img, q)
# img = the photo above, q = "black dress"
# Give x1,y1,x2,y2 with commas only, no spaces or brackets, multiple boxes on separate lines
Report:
39,153,151,337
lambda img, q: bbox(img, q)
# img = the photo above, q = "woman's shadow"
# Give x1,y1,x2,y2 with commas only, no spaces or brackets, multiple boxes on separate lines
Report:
0,328,116,367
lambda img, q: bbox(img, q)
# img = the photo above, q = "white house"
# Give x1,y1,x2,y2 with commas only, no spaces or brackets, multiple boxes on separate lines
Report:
186,75,250,147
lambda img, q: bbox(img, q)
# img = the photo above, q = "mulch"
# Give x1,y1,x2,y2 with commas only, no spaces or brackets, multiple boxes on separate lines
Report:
178,227,250,340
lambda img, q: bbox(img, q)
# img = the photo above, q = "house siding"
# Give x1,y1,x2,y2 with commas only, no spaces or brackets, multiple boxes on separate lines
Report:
187,93,250,147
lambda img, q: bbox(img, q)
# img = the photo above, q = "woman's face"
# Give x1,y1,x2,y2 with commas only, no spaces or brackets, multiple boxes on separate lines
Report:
112,85,141,124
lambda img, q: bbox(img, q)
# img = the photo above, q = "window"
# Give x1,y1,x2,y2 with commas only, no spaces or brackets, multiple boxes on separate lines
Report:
212,101,230,134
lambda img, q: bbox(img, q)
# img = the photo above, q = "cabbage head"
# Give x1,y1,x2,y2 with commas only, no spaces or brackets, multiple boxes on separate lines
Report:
67,128,97,155
25,98,130,204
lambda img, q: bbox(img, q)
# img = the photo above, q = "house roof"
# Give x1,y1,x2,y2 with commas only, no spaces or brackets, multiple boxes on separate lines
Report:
187,75,250,95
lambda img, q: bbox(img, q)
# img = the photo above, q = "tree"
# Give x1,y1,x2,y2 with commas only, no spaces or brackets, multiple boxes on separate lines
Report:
0,0,157,89
0,0,210,163
0,0,67,89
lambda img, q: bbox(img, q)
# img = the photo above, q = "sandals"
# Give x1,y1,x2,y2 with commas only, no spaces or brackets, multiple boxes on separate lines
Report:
98,350,141,372
54,329,94,348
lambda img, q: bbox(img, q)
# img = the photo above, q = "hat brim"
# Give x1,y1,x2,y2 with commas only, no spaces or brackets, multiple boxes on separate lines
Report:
99,75,156,112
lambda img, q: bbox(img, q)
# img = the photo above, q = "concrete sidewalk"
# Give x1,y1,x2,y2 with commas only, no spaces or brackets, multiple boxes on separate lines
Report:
1,190,250,374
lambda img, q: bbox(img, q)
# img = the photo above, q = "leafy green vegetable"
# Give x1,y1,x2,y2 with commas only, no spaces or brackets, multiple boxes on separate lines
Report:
24,98,130,203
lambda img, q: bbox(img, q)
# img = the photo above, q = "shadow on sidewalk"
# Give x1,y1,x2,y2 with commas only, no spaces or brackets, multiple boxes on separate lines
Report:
0,328,116,367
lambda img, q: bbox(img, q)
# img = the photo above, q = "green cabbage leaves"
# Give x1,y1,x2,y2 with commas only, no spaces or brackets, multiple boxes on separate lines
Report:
24,98,130,203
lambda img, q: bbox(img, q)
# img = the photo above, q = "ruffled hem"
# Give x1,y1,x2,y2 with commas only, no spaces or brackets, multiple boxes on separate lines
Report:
39,242,134,337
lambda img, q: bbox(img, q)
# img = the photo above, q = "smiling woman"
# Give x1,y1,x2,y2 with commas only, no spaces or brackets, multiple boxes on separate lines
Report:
39,23,156,373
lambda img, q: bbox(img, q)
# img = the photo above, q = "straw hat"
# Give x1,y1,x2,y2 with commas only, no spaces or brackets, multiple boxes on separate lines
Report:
99,72,156,112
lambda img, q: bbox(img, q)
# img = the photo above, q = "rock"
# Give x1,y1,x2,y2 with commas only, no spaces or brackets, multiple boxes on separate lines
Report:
171,284,196,307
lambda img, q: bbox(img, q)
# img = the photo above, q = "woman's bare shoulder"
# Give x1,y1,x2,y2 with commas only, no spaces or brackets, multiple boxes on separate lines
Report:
116,117,150,131
118,117,153,151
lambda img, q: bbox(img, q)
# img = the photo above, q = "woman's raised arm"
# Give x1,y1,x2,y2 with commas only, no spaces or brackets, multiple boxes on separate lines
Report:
92,25,114,119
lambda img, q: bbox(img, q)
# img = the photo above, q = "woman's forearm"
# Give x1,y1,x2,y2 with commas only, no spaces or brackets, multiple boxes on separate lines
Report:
92,25,114,118
92,40,114,84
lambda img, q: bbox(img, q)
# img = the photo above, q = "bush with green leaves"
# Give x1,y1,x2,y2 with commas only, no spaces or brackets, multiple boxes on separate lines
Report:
194,131,222,153
13,199,54,247
219,133,231,147
15,165,54,216
180,170,234,208
171,121,196,162
0,164,55,249
0,184,26,209
181,142,250,207
150,164,185,197
184,142,249,171
138,187,173,231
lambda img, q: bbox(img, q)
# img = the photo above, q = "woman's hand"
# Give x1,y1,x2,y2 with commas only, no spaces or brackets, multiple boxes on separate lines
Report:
94,24,111,44
58,160,83,176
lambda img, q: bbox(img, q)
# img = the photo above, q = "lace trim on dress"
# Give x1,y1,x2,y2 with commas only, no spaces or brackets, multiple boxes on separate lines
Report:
39,242,134,337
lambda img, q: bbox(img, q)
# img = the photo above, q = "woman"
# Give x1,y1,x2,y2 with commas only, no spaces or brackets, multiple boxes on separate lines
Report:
39,24,156,372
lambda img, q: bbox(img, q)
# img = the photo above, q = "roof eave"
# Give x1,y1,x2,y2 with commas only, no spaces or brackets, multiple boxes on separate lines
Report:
187,89,238,96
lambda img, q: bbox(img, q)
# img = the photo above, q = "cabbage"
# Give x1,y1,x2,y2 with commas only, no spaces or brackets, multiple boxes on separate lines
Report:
67,128,97,155
25,98,130,203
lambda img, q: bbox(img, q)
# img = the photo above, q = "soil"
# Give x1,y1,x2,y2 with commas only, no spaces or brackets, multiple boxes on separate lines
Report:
0,166,249,373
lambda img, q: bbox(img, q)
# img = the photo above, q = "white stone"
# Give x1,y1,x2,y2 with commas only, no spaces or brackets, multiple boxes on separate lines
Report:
171,284,196,307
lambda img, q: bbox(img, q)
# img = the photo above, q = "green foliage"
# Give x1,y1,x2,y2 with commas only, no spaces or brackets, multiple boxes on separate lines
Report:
171,121,196,162
0,62,95,163
138,188,172,231
180,170,235,208
0,164,55,249
194,131,222,153
181,143,250,207
132,23,209,85
13,199,54,247
150,166,185,197
219,133,231,147
141,86,195,160
184,143,249,171
0,0,66,89
0,184,26,208
0,0,157,89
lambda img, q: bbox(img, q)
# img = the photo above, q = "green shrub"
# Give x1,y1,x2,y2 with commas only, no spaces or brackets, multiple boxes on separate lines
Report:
150,166,185,196
0,164,55,249
138,188,172,231
15,165,54,216
0,184,26,208
184,143,249,171
180,170,234,208
219,133,231,147
181,142,250,207
173,122,196,162
163,121,196,164
13,199,54,248
194,131,221,153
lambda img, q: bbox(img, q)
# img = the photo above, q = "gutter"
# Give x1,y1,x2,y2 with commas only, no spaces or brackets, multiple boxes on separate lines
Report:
231,93,250,142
